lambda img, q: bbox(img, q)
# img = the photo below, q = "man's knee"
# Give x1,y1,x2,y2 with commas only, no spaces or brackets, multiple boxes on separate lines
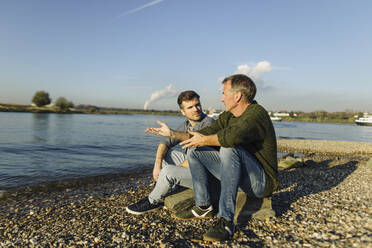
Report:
158,165,171,180
219,147,240,157
219,147,244,170
186,147,199,160
160,165,183,180
159,164,173,175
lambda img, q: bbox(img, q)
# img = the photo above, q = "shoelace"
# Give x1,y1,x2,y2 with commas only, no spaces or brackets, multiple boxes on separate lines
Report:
136,198,150,206
216,218,233,235
216,218,226,229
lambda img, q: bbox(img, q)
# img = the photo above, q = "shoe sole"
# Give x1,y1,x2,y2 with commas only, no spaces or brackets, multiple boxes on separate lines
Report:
125,206,161,215
171,213,214,221
203,236,230,242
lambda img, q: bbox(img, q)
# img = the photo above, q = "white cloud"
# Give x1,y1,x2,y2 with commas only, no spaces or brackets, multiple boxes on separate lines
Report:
235,61,272,80
144,84,178,110
118,0,164,18
230,61,274,92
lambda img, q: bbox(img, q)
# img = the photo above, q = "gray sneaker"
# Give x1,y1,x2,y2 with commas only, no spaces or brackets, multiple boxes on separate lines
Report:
172,205,214,220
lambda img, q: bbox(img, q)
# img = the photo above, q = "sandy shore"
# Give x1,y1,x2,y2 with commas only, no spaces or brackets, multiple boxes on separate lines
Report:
1,140,371,247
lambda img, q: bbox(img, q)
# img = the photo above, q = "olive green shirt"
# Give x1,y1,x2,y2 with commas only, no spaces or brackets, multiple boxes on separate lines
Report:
199,102,278,196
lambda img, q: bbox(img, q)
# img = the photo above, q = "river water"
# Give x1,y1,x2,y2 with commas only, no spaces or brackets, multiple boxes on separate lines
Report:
0,112,371,189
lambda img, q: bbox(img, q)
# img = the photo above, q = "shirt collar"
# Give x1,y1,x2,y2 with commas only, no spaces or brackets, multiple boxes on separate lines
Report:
186,113,206,130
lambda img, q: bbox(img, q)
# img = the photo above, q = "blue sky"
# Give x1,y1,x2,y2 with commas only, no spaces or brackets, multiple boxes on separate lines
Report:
1,0,371,112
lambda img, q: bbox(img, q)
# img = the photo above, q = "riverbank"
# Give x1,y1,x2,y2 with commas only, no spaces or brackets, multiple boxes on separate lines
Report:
1,102,365,124
281,116,357,125
0,103,181,116
1,140,371,247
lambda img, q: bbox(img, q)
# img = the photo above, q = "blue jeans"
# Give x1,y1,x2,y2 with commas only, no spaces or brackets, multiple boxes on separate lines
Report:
148,149,193,204
187,146,266,221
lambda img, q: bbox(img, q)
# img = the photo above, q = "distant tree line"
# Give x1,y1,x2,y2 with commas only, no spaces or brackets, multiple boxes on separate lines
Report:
29,91,180,115
271,110,364,124
29,91,363,121
32,91,51,107
294,110,363,120
74,104,180,115
31,91,74,111
55,97,74,110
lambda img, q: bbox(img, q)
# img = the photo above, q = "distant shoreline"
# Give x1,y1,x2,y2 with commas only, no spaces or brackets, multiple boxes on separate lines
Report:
0,102,363,124
0,103,181,116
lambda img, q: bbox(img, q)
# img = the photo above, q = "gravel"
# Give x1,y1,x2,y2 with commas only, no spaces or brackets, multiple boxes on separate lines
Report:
0,140,371,247
277,139,372,156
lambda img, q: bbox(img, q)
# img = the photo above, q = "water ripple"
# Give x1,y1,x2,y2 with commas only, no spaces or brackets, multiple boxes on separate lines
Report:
1,113,371,189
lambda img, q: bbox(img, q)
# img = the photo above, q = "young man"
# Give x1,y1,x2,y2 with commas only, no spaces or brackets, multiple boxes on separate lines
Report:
146,74,278,242
126,91,215,215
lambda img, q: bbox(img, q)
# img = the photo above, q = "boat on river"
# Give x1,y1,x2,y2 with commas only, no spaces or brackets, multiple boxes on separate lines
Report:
270,116,282,122
355,116,372,126
207,112,222,119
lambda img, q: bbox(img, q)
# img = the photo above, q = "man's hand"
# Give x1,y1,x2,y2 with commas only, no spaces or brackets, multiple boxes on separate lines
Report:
180,131,220,149
152,144,167,181
178,160,189,168
180,131,206,149
153,161,162,181
146,120,172,137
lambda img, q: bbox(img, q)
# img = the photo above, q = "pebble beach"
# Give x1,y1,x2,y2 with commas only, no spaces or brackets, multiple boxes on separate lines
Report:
1,139,371,247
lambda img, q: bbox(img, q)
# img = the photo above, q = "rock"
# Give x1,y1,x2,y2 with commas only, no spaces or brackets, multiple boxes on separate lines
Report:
366,157,372,168
164,178,221,213
0,190,6,199
29,238,37,245
164,188,275,225
278,156,304,169
234,193,275,224
164,189,194,212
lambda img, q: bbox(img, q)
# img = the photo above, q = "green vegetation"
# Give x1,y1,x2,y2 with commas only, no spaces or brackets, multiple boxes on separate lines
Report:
74,105,181,116
55,97,74,111
32,91,51,107
1,90,180,116
0,99,364,123
0,102,181,116
277,110,363,124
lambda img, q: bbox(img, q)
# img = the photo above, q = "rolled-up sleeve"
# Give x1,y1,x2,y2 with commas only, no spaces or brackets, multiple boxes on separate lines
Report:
199,113,227,136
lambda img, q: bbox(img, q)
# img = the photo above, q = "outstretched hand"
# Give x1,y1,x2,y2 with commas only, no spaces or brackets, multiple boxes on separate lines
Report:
145,120,172,137
180,130,206,149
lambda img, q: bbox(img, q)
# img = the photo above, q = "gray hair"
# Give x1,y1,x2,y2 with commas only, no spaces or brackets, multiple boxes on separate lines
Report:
222,74,256,103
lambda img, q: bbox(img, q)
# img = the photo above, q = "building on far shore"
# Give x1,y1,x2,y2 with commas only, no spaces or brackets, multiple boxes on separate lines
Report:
268,111,297,117
354,112,371,118
31,103,55,108
274,112,290,117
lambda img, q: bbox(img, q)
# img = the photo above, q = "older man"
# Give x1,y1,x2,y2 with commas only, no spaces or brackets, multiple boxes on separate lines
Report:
147,74,278,242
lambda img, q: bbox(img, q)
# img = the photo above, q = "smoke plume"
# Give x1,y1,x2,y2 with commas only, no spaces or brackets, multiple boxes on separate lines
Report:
144,84,177,110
